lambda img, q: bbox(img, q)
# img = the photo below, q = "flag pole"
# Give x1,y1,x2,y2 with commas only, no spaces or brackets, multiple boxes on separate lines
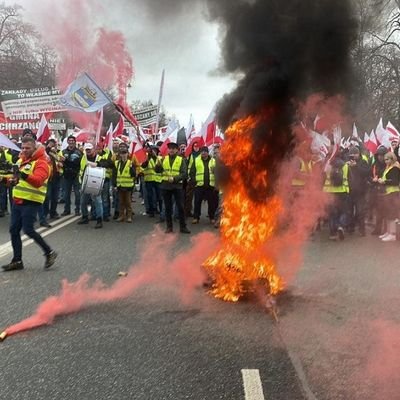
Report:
154,69,165,142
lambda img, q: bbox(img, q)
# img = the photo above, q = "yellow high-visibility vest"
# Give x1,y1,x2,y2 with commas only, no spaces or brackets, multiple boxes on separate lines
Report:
292,158,312,187
323,163,349,193
162,156,183,182
115,159,134,188
194,157,216,187
382,166,400,195
13,160,49,203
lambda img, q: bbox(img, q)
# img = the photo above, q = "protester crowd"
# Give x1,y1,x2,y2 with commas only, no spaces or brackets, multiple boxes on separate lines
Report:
294,136,400,242
1,127,400,256
0,128,222,236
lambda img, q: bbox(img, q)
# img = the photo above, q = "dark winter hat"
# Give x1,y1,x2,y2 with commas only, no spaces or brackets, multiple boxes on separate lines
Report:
22,128,36,140
376,146,388,156
349,147,360,155
167,142,178,149
200,146,209,153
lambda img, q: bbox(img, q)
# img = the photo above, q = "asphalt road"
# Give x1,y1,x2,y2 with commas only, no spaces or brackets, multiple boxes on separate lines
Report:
0,195,399,400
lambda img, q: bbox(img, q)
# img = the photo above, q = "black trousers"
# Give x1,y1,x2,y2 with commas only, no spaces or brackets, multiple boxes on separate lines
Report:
348,193,367,234
162,189,186,230
193,186,218,220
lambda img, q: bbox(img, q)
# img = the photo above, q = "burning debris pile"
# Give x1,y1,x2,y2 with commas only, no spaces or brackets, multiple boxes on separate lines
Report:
203,0,357,301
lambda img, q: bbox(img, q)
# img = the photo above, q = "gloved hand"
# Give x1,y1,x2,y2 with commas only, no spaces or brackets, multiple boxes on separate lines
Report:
19,172,28,180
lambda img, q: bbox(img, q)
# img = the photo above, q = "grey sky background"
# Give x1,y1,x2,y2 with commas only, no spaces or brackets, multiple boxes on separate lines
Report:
9,0,235,129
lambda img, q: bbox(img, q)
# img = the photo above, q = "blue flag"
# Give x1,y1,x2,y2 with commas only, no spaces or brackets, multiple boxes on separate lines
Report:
59,73,110,112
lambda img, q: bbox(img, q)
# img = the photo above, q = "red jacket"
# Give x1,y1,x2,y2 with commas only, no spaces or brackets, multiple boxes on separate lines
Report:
14,145,50,204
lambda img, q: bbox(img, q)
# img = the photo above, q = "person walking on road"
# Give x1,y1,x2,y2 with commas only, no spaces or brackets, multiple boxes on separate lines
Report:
1,136,57,271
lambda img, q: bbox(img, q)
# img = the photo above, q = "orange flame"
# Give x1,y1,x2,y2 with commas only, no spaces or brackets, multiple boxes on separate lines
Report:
204,115,285,301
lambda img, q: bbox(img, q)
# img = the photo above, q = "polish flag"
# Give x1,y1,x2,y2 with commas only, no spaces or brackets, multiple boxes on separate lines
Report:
364,130,378,154
130,135,147,163
37,114,51,144
159,127,179,156
200,107,217,146
160,119,179,142
352,122,359,140
214,128,225,144
386,121,400,142
95,108,104,145
113,115,124,138
185,114,195,141
105,122,114,151
375,118,390,147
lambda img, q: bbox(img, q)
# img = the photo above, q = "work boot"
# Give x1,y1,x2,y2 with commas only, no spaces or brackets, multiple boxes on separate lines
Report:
126,216,132,223
2,260,24,271
180,227,191,234
44,251,57,269
77,217,89,225
95,218,103,229
337,227,345,241
113,212,119,220
117,217,125,222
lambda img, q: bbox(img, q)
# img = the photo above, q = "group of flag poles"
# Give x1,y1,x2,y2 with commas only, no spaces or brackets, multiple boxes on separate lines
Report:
5,70,399,161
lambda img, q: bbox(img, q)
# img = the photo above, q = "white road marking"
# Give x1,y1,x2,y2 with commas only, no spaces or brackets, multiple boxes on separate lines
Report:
0,215,79,259
241,369,265,400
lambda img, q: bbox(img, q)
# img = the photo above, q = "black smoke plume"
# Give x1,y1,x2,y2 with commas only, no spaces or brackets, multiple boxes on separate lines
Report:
206,0,358,200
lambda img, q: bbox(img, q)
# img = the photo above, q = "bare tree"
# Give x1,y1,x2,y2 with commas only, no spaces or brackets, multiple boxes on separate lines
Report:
0,2,56,89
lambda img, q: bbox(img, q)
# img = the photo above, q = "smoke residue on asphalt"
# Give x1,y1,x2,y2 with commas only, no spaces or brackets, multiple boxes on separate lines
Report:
360,319,400,399
5,229,219,337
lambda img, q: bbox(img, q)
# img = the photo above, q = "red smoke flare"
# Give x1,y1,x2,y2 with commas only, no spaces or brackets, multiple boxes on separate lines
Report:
3,229,219,338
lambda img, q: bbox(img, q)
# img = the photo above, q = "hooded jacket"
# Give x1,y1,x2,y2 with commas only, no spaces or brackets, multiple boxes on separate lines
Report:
13,145,50,204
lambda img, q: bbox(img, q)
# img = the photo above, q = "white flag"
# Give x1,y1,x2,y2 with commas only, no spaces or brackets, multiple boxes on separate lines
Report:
0,132,20,152
59,73,110,112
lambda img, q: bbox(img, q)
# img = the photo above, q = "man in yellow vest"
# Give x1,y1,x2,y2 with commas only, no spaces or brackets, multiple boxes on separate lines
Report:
95,143,114,221
155,142,190,234
141,145,163,218
113,145,136,222
1,136,57,271
190,146,218,224
323,154,350,240
0,146,15,217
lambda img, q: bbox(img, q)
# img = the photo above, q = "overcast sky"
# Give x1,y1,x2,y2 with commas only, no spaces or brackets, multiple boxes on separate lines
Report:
9,0,236,130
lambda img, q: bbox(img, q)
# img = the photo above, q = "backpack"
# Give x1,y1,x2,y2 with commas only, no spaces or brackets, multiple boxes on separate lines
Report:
330,164,344,186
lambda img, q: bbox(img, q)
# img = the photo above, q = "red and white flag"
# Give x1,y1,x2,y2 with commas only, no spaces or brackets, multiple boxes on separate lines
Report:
130,135,147,163
386,121,400,142
95,108,104,145
159,128,179,156
113,115,124,138
375,118,390,147
105,122,114,151
201,107,217,146
364,130,378,154
352,122,359,140
37,114,51,144
185,114,196,141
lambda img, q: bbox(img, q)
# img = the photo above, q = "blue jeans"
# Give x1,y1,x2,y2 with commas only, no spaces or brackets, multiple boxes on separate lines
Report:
0,183,7,212
63,176,81,214
10,203,52,261
145,181,162,215
43,176,60,217
81,193,103,220
328,193,349,235
101,179,111,218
